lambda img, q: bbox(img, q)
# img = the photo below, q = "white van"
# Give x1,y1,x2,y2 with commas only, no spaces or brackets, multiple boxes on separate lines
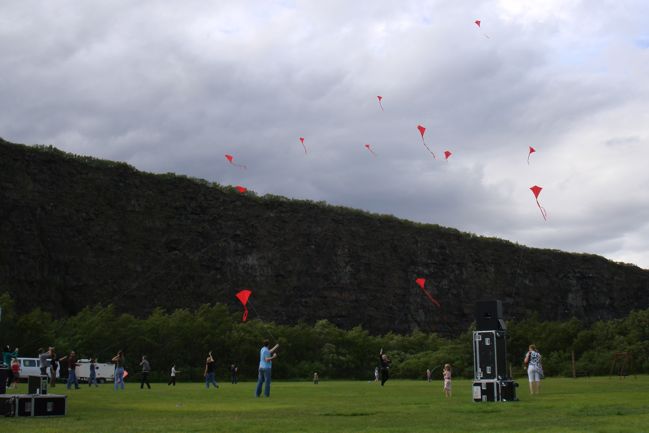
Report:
16,357,56,380
17,357,114,383
76,359,115,384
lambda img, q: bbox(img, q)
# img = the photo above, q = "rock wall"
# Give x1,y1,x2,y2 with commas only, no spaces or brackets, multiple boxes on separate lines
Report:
2,138,648,335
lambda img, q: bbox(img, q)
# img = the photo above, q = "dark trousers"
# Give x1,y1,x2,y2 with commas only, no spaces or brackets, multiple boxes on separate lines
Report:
140,372,151,389
381,368,389,386
168,376,176,386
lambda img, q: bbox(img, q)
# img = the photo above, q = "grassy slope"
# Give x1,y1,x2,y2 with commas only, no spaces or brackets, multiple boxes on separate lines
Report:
4,377,649,433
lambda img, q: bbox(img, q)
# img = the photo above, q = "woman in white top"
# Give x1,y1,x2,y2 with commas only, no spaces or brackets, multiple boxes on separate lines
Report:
524,344,542,395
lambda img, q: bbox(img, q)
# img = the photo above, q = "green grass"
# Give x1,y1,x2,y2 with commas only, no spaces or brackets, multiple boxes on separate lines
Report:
4,377,649,432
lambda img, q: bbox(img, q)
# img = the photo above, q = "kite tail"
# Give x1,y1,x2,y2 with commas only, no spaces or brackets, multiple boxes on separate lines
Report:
301,144,308,154
419,287,441,308
379,102,384,112
421,140,437,159
242,307,249,322
536,200,548,221
527,155,530,165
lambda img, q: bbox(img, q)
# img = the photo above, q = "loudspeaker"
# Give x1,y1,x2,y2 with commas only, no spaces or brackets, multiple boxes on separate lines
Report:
33,394,66,416
499,380,518,402
0,368,9,395
28,375,48,395
472,380,518,402
472,381,500,402
15,395,34,417
475,300,506,331
0,395,15,416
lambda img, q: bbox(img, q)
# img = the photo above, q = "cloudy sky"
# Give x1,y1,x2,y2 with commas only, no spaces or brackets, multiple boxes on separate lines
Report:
2,0,648,269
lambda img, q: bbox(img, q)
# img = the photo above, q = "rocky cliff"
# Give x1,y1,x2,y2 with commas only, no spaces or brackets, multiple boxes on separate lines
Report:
1,137,648,335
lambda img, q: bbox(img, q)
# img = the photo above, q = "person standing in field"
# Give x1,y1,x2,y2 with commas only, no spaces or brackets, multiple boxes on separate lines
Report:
49,347,58,388
204,351,219,389
140,355,151,389
60,351,80,390
313,372,319,384
426,368,432,383
168,364,179,386
88,357,98,387
524,344,543,395
374,367,379,382
112,350,126,391
255,339,279,398
443,364,452,398
10,358,20,389
379,348,391,387
230,363,238,384
38,347,50,376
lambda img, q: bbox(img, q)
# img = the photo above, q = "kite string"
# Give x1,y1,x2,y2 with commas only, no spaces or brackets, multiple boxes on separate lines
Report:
421,139,437,159
247,299,277,341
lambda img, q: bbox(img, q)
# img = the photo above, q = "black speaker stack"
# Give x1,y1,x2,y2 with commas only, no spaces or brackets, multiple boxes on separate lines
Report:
472,300,518,402
1,375,65,417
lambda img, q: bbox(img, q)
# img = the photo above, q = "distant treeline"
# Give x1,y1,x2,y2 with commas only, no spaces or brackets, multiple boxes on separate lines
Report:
1,293,647,381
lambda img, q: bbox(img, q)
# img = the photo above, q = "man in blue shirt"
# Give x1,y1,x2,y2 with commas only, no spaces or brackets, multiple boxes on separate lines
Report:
255,339,279,397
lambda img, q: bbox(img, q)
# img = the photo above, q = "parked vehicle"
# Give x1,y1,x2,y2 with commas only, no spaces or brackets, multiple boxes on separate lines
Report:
76,359,115,384
16,357,57,380
17,357,114,383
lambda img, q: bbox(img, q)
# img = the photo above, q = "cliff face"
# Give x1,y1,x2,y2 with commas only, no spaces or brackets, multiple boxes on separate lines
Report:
1,138,648,336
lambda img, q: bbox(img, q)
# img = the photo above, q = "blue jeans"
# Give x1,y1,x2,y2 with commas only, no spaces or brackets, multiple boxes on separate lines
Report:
89,373,97,387
255,368,272,397
67,370,79,389
205,372,218,388
114,367,125,390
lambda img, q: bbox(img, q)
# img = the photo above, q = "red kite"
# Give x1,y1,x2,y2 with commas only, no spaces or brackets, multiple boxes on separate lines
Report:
122,370,129,380
234,186,247,194
417,125,436,159
235,289,252,321
474,19,490,38
415,278,441,308
225,154,246,169
530,185,548,221
444,150,452,160
364,143,377,157
377,95,384,111
299,137,307,154
527,146,536,165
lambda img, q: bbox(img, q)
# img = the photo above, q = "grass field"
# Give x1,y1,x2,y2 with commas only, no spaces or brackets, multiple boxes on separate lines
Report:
3,377,649,433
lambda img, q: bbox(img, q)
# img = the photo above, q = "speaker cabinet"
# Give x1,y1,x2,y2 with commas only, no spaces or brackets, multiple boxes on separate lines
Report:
28,375,48,395
475,300,506,331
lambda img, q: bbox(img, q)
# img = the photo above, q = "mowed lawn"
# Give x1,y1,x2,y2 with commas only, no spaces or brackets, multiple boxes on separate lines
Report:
4,377,649,433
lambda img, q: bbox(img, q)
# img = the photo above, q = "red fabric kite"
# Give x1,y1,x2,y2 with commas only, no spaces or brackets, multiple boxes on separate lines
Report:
474,19,490,38
417,125,436,159
444,150,452,160
364,143,377,157
122,370,129,380
377,95,384,111
299,137,307,154
225,154,247,169
527,146,536,165
234,186,247,194
530,185,548,221
415,278,441,308
235,289,252,321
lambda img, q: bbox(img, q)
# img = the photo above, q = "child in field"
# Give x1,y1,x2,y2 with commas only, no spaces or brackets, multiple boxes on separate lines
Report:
313,372,319,384
443,364,452,398
168,364,179,386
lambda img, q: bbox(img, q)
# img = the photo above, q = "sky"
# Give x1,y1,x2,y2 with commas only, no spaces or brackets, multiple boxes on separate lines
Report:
1,0,648,269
